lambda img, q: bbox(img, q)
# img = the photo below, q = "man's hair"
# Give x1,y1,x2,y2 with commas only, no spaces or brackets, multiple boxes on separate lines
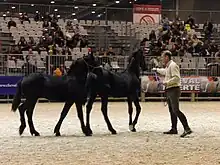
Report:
162,50,172,60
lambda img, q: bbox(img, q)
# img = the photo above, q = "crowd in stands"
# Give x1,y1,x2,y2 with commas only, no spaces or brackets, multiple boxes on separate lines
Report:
3,11,220,75
8,12,89,55
5,12,91,76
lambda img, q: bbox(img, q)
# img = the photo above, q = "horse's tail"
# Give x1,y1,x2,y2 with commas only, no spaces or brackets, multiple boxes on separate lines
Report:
11,80,22,112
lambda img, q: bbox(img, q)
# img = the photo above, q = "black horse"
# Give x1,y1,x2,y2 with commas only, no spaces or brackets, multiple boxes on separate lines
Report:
85,49,146,134
11,54,97,136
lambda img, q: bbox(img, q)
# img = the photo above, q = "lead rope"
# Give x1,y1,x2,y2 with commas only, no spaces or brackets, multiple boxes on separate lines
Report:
154,72,167,106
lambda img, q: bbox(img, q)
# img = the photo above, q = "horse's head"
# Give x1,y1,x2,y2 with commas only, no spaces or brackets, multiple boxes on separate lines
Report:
67,53,99,77
128,49,146,73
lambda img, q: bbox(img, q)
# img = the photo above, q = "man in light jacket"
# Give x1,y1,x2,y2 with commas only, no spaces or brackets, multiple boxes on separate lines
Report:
153,50,192,138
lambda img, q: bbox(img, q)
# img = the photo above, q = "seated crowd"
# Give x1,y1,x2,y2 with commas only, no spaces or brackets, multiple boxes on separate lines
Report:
4,13,220,76
141,15,218,58
6,12,90,76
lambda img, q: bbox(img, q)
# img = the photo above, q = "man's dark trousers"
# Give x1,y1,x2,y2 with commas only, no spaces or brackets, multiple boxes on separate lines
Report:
166,87,190,130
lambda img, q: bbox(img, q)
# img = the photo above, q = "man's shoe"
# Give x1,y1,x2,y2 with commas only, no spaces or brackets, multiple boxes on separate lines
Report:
180,129,192,138
163,129,178,135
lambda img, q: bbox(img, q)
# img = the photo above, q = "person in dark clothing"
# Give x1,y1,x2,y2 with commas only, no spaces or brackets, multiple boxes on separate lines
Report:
149,30,157,41
20,13,31,24
203,21,213,41
186,15,195,29
22,55,37,76
8,18,16,29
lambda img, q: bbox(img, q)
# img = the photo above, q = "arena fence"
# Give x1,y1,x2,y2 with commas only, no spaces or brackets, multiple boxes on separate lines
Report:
1,54,220,102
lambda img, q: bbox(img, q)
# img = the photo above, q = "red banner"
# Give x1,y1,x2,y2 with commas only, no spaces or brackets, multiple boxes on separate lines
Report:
133,4,161,14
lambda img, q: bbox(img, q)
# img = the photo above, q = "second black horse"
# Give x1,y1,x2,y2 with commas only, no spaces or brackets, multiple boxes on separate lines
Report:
85,49,146,134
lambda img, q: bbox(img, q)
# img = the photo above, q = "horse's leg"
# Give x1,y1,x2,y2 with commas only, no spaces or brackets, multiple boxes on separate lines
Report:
75,102,91,136
54,100,74,136
86,93,97,135
101,96,117,134
127,96,134,131
18,102,27,135
130,94,141,132
25,98,40,136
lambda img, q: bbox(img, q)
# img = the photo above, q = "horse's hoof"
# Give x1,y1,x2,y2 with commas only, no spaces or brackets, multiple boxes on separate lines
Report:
31,131,40,136
55,132,61,136
87,129,93,135
111,130,117,135
19,127,25,136
85,133,92,136
35,132,40,136
129,125,136,132
129,125,134,131
131,128,136,132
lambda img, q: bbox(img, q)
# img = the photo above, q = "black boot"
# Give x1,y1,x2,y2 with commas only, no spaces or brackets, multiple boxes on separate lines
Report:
163,129,178,135
180,128,192,138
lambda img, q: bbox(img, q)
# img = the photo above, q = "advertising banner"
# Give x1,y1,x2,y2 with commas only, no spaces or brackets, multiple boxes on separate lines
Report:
0,76,22,95
141,75,220,93
133,4,162,24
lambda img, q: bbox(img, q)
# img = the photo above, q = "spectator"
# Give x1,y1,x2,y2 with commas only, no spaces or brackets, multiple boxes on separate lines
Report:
73,24,81,35
20,13,31,24
34,11,41,22
53,68,62,77
28,36,36,48
149,30,157,42
42,20,50,28
65,21,74,33
22,54,37,76
80,35,89,48
203,21,213,41
107,47,115,56
7,18,16,30
43,12,52,22
185,15,195,29
191,34,203,53
54,33,64,47
51,17,59,29
3,13,6,20
17,36,29,51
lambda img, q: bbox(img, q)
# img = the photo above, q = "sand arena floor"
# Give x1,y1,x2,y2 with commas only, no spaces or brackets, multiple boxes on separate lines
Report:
0,101,220,165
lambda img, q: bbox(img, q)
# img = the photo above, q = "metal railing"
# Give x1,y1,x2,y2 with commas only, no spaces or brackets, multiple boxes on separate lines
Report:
1,53,220,102
1,53,219,76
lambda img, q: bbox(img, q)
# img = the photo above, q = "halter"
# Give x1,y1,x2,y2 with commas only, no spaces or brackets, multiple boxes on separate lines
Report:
82,56,102,72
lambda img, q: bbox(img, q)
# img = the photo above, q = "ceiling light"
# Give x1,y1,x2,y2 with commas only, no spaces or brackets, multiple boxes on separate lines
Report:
54,8,58,12
72,13,76,16
115,1,120,3
93,4,96,6
57,15,60,18
31,4,34,6
91,11,95,14
11,6,15,9
51,1,55,4
74,6,78,9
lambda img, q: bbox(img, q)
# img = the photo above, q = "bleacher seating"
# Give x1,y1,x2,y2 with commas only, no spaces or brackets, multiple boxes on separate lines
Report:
0,15,217,77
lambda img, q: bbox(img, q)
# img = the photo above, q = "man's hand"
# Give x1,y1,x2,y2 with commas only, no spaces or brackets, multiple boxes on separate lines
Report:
152,68,157,72
163,81,168,87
